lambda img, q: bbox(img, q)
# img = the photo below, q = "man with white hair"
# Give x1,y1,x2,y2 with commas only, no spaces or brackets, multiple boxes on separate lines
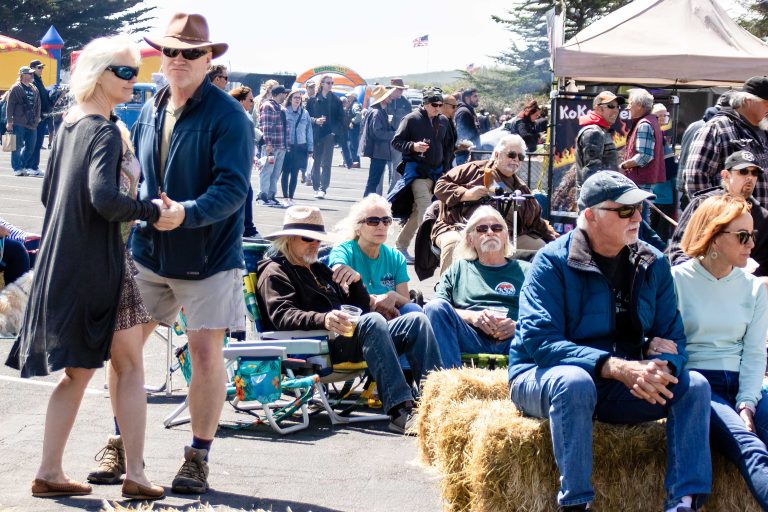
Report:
684,76,768,208
424,206,529,368
431,134,557,274
508,170,712,512
620,88,666,190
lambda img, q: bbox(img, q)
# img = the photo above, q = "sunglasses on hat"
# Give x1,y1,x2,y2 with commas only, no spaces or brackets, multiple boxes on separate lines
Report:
597,203,642,219
162,47,209,60
106,65,139,80
358,216,393,227
721,229,758,245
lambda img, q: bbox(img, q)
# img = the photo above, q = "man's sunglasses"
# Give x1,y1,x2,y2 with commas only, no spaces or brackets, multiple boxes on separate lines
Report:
506,151,526,162
359,216,393,227
600,103,620,109
732,167,761,177
430,102,443,108
106,65,139,80
300,236,320,243
722,229,758,245
162,47,210,60
217,75,229,81
475,223,505,233
597,203,642,219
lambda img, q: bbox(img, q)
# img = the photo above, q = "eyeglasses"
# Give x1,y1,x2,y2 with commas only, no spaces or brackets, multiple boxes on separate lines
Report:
430,102,443,108
600,103,620,109
359,216,393,227
505,151,526,162
475,224,505,233
300,236,321,243
721,230,758,245
105,65,139,80
161,47,210,60
732,167,761,177
597,203,642,219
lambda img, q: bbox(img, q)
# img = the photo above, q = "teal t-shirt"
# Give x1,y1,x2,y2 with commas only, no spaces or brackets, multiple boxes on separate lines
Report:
435,258,530,319
328,240,409,294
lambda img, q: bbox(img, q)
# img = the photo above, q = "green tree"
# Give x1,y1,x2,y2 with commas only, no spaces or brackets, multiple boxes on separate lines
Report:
0,0,155,67
738,0,768,40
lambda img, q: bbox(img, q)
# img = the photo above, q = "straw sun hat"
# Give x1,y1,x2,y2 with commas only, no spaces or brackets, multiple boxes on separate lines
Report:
264,206,336,242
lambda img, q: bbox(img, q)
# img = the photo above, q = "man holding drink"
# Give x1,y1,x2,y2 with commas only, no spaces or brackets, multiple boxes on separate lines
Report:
256,206,443,434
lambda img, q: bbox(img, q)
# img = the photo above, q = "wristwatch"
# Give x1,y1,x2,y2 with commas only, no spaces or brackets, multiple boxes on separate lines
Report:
737,402,756,415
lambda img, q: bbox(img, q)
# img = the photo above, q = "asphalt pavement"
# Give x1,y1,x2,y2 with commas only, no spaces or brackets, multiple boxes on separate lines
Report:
0,147,443,512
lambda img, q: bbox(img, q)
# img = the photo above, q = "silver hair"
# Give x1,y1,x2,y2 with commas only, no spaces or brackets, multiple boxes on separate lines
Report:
628,88,654,112
333,194,393,241
576,201,609,229
70,35,140,104
492,134,526,158
729,91,761,109
453,206,514,260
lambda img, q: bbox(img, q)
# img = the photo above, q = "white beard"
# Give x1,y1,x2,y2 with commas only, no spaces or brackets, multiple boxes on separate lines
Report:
479,237,502,253
302,254,318,265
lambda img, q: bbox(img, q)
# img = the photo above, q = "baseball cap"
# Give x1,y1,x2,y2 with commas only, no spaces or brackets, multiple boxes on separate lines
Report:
725,150,764,173
594,91,626,106
271,85,287,96
577,171,655,211
18,66,33,75
29,60,44,68
305,79,316,87
743,76,768,101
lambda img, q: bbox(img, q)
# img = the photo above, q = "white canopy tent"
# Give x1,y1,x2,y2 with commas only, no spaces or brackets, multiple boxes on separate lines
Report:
553,0,768,87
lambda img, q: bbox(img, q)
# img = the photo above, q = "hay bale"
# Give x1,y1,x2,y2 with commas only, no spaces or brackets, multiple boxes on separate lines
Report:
417,368,509,464
420,369,762,511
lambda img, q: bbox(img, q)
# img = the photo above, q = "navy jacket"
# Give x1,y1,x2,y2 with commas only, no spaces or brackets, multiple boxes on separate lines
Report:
508,227,687,383
131,78,254,279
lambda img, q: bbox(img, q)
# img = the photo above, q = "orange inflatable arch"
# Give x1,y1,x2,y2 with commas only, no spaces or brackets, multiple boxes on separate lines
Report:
293,64,367,89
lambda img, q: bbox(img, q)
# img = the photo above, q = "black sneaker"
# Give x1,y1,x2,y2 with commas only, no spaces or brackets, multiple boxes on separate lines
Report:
388,407,417,435
171,446,209,494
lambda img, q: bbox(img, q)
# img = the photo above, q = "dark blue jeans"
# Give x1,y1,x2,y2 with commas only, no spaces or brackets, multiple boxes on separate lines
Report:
28,119,49,171
11,125,36,171
697,369,768,509
281,147,308,199
243,186,256,236
364,158,387,197
0,238,30,285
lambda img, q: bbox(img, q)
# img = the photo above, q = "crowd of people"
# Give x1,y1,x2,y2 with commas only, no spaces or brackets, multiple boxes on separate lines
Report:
3,9,768,512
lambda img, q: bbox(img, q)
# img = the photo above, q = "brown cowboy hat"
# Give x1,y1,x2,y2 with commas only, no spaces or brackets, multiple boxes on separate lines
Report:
369,85,396,107
389,77,408,89
145,13,228,59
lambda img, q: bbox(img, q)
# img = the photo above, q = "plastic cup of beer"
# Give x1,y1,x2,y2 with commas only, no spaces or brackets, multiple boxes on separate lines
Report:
487,306,509,321
340,305,363,336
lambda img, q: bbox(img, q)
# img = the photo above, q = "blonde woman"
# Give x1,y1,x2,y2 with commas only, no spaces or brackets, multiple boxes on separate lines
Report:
6,35,179,500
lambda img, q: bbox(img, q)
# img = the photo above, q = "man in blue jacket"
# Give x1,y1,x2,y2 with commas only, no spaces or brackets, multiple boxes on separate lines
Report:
508,171,712,512
118,13,252,495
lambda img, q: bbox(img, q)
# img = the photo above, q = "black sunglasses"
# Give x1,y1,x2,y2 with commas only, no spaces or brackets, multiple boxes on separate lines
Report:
597,203,642,219
300,236,320,243
218,75,229,81
430,102,443,108
732,167,761,177
106,65,139,80
506,151,526,162
162,47,210,60
475,223,505,233
359,216,393,227
721,229,758,245
600,103,620,109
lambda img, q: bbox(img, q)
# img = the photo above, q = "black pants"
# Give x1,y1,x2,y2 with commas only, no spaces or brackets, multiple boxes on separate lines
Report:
1,238,30,285
282,147,309,199
311,134,335,192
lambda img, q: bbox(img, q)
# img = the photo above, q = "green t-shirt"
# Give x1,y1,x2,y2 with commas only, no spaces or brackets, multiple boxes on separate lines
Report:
435,258,530,319
328,240,409,295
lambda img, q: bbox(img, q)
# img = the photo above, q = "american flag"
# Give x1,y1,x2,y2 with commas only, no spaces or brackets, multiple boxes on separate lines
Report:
413,35,429,47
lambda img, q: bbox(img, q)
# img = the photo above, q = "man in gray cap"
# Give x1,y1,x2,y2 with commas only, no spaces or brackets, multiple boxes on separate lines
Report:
684,76,768,208
5,66,41,176
508,170,712,512
574,90,625,186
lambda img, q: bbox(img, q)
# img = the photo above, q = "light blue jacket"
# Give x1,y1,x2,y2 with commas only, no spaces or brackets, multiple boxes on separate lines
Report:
284,105,313,152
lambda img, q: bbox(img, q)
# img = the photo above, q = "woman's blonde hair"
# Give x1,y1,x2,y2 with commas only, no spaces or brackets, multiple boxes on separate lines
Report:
334,194,392,242
681,194,751,258
70,35,140,105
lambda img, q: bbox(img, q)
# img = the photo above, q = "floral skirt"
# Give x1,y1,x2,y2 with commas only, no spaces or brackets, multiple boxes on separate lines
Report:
114,250,151,331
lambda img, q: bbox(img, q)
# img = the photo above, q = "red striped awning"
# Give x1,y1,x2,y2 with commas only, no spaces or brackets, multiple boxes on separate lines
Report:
0,35,49,56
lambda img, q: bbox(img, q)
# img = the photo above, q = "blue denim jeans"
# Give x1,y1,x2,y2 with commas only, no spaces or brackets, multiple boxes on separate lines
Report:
365,158,387,197
510,365,711,509
424,298,511,368
697,369,768,509
258,149,285,200
353,311,442,414
11,125,37,171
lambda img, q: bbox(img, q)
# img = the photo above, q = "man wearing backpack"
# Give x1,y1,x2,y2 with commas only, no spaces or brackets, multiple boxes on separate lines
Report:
5,66,41,177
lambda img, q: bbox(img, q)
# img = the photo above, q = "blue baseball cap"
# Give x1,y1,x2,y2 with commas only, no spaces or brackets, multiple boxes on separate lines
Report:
578,171,655,211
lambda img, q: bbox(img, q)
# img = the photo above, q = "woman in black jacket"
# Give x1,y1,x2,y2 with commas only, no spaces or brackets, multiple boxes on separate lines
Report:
510,99,543,153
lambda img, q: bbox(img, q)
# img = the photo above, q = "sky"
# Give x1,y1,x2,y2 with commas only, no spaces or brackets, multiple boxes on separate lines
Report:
140,0,513,79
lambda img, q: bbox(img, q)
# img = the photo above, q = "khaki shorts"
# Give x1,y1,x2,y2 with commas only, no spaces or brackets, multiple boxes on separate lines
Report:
134,261,246,332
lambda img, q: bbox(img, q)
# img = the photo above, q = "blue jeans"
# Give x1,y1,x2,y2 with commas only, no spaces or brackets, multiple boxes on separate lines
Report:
697,369,768,509
352,312,442,414
11,125,37,171
510,365,711,509
29,119,48,171
258,149,285,200
424,298,511,368
243,186,256,236
364,158,387,197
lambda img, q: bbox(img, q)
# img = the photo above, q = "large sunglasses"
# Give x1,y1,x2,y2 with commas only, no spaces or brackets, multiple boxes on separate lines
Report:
300,236,321,243
721,229,758,245
430,102,444,108
600,103,620,109
732,167,761,177
359,216,393,227
162,47,210,60
475,223,505,233
506,151,526,162
106,65,139,80
597,203,642,219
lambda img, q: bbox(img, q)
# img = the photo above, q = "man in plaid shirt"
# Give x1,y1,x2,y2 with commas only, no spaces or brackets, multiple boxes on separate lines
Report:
258,85,288,206
683,76,768,208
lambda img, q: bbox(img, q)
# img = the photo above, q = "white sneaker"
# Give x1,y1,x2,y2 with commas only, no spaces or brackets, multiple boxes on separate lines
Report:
13,169,27,177
314,190,325,199
26,169,44,177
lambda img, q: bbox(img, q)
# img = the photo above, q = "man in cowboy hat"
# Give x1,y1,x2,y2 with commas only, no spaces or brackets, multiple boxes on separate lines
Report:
388,86,453,263
256,206,443,434
358,85,396,196
121,12,254,495
385,78,413,191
